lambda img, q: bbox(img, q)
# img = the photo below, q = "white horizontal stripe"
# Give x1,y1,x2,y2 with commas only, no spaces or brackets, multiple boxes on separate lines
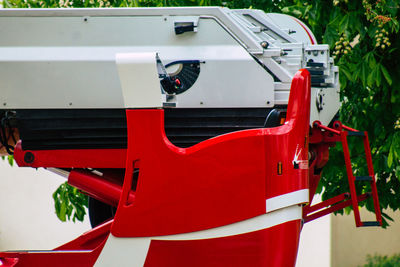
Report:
266,189,309,213
95,205,302,267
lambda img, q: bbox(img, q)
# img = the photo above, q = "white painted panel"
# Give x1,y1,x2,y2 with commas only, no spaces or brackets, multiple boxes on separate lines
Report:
116,52,162,109
0,17,274,108
266,189,309,212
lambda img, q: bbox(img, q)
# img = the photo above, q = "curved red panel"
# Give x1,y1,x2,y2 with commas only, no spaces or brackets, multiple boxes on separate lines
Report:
112,70,311,237
144,219,302,267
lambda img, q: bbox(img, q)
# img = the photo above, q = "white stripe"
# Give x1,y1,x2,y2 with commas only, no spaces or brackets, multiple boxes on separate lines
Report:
266,189,309,213
95,205,302,267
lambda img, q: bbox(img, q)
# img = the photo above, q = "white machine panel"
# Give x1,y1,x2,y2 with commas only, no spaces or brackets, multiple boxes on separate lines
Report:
0,15,274,109
0,7,340,125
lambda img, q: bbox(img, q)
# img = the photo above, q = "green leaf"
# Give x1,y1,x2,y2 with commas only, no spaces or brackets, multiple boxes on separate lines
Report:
7,155,14,167
366,52,376,69
355,61,368,88
53,182,88,223
59,201,67,222
323,25,339,47
388,144,394,168
367,67,376,87
340,65,353,82
339,14,349,33
380,65,392,85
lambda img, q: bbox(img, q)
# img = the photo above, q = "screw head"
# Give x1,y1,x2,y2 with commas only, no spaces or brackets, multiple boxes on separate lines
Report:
24,152,35,164
260,41,269,49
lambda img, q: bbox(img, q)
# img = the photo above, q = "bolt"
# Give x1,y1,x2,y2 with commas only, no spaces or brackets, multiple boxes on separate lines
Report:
260,41,269,49
334,122,340,129
24,152,35,164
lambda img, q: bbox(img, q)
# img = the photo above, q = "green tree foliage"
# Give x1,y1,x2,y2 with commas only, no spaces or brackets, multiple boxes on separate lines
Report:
3,0,400,225
53,181,89,222
361,253,400,267
284,0,400,227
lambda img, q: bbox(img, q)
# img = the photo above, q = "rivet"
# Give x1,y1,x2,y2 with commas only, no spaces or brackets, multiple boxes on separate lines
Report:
260,41,269,49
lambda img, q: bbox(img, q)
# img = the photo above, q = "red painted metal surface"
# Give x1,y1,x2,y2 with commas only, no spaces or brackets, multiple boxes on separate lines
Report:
144,220,302,267
0,221,112,267
111,69,311,237
0,257,18,267
113,110,268,237
55,220,112,251
0,242,106,267
14,141,126,169
68,169,134,207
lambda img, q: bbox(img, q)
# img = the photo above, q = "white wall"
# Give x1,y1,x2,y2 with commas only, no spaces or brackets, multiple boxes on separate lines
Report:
0,160,90,251
296,194,332,267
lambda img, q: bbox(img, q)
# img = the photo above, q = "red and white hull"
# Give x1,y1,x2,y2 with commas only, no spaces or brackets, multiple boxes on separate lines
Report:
97,197,305,266
0,68,311,267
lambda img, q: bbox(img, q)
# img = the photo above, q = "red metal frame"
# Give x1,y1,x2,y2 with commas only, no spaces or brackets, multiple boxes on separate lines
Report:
13,142,126,169
68,169,135,207
304,193,370,223
304,121,382,227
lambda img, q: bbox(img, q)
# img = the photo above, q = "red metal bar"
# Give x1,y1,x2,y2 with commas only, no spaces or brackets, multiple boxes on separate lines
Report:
363,132,383,225
14,141,127,169
341,124,358,132
304,193,370,223
304,193,349,214
341,132,362,227
363,132,374,177
313,121,341,135
68,169,135,207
